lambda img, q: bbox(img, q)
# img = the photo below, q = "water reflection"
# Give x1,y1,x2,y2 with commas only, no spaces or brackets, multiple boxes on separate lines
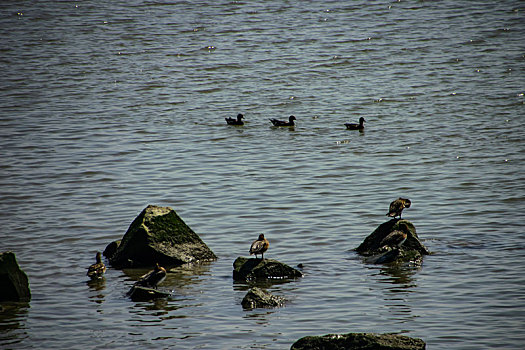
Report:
0,302,30,347
372,265,421,321
86,277,106,305
379,265,420,288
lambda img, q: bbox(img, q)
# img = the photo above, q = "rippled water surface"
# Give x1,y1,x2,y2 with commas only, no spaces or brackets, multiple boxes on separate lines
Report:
1,0,524,349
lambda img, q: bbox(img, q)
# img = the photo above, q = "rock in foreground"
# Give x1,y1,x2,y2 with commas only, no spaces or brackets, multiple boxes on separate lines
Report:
108,205,217,268
242,287,285,310
233,257,303,281
0,251,31,302
291,332,426,350
355,220,429,264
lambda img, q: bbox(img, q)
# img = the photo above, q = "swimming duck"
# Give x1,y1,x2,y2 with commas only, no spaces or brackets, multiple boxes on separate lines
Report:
225,113,244,126
249,233,269,260
87,252,106,280
380,222,409,250
270,115,296,126
386,197,411,219
344,117,365,130
134,263,167,289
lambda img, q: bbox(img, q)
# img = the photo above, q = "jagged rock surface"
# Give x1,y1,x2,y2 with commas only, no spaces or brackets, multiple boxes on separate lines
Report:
291,332,426,350
355,219,429,264
108,205,217,268
241,287,285,310
233,257,303,281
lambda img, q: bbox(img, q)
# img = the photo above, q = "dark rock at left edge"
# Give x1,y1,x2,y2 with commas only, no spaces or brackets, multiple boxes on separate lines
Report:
108,205,217,268
0,251,31,302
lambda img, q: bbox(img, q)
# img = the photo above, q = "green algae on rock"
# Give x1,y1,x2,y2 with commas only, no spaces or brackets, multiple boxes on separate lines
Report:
0,251,31,302
241,287,285,310
108,205,217,268
233,257,303,281
291,332,426,350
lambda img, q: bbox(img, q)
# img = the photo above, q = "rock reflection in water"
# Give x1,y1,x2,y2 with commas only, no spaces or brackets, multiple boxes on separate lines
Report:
0,302,30,346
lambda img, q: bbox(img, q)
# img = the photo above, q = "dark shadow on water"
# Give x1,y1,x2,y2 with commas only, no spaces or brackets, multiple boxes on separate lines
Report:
0,302,30,347
86,277,107,305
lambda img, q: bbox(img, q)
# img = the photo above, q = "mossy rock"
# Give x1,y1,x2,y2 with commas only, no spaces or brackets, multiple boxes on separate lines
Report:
241,287,285,310
0,251,31,302
109,205,217,268
233,257,303,281
355,220,429,265
291,332,426,350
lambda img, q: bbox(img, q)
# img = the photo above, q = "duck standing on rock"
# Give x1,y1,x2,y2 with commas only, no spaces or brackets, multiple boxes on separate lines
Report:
380,223,409,250
225,113,244,125
134,263,167,289
270,115,296,127
344,117,365,130
386,197,411,219
87,252,106,280
250,234,269,260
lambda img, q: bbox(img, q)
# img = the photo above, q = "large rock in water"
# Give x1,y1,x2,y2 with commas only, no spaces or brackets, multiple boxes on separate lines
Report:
355,219,429,265
0,252,31,302
108,205,217,268
233,257,303,281
291,332,426,350
241,287,285,310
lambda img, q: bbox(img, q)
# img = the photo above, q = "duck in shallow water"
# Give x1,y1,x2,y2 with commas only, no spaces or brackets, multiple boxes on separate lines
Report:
250,233,269,260
225,113,244,125
270,115,296,126
380,222,409,250
134,263,167,289
344,117,365,130
386,197,411,219
87,252,106,280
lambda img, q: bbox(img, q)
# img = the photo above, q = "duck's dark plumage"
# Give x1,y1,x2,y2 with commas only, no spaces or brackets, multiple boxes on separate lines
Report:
345,117,365,130
134,263,167,289
87,252,106,280
386,197,411,219
249,233,269,260
380,223,409,249
270,115,296,127
225,113,244,125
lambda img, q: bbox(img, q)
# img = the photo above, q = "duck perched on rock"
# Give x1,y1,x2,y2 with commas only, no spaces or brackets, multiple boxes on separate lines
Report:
380,222,409,250
345,117,365,130
386,197,411,219
250,234,269,260
225,113,244,125
134,263,167,289
270,115,296,126
87,252,106,280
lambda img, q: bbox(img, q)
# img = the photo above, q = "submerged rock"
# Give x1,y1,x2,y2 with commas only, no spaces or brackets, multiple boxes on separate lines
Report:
127,285,171,301
108,205,217,268
291,332,426,350
355,219,429,265
233,257,303,281
241,287,285,310
0,251,31,302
